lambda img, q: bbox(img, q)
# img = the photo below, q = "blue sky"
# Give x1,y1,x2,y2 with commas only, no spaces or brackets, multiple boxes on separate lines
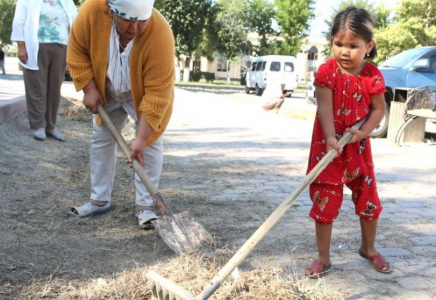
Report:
309,0,401,36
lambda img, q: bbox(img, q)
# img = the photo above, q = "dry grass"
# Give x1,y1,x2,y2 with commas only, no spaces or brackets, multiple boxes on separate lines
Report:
60,97,93,122
19,250,343,300
1,97,343,300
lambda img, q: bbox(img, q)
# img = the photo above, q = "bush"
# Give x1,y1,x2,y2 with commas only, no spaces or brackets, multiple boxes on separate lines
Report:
190,71,202,82
204,72,215,83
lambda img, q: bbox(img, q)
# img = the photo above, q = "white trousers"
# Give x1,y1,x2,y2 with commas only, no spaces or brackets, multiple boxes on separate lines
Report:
90,106,163,207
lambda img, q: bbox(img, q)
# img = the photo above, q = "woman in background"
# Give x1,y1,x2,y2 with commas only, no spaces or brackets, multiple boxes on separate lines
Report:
11,0,77,141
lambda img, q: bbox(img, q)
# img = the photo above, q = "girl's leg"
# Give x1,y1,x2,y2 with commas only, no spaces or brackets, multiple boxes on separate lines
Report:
360,217,378,256
348,170,390,272
359,218,390,273
306,184,342,276
315,221,332,264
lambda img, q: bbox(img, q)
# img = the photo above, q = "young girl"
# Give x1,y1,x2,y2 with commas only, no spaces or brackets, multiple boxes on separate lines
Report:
305,6,391,278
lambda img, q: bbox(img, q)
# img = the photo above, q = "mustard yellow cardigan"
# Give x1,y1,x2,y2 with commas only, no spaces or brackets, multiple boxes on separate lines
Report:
67,0,174,146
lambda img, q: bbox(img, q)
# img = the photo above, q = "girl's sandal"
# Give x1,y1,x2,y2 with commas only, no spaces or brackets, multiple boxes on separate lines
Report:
359,249,392,274
305,260,332,279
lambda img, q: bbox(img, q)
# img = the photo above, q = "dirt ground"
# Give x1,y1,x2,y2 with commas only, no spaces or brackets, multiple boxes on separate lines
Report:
0,94,338,300
1,89,435,299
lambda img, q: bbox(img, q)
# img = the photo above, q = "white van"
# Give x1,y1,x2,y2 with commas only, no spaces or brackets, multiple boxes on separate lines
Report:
245,55,298,96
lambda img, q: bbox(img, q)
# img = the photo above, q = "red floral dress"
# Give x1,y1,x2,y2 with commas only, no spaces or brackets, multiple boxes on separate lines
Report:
307,59,386,224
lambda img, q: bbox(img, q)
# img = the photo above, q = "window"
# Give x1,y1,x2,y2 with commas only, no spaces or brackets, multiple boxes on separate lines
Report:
429,55,436,72
256,61,263,71
217,55,227,72
261,61,267,71
251,62,258,71
284,62,294,72
192,59,201,71
270,61,281,72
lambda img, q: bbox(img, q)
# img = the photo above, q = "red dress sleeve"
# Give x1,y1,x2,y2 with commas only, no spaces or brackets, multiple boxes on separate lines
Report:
368,67,387,95
313,61,335,90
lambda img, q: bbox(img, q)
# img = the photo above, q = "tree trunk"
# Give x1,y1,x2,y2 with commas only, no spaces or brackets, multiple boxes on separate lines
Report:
183,56,191,82
226,61,231,84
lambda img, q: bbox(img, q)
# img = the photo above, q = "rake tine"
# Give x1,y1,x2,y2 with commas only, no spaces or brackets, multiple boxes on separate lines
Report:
147,271,195,300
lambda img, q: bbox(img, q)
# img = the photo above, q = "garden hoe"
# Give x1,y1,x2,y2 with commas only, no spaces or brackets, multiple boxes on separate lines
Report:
97,105,212,256
146,119,366,300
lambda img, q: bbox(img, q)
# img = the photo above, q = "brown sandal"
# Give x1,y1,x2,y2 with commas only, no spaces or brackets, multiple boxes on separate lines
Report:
305,260,332,279
359,249,392,274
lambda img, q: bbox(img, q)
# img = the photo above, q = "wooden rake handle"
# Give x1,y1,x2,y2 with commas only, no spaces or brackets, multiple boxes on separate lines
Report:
197,119,367,299
96,105,174,217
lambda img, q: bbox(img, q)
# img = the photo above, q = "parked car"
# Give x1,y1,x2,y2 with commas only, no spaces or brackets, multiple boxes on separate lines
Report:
245,55,298,96
305,46,436,138
375,46,436,137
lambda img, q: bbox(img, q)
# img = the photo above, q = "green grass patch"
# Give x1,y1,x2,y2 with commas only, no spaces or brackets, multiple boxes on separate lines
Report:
175,79,243,88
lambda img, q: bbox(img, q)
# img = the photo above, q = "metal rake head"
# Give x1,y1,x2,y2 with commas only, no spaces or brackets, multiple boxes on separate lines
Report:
147,271,195,300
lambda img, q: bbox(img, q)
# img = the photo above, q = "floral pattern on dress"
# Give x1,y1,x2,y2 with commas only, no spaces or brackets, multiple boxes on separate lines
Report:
306,59,387,185
38,0,69,44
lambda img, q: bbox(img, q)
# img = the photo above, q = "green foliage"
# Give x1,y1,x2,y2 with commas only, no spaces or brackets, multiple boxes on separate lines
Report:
0,0,15,45
246,0,276,55
204,72,215,83
214,0,249,62
194,5,219,61
374,0,436,63
273,0,316,55
158,0,212,66
73,0,85,8
190,70,202,82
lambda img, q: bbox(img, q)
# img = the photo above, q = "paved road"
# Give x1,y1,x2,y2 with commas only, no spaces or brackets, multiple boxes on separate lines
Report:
166,89,436,299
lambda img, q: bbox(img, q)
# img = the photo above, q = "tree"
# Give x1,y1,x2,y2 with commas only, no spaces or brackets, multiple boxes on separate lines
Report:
246,0,276,56
273,0,316,55
214,0,250,82
158,0,211,70
0,0,16,46
374,0,436,63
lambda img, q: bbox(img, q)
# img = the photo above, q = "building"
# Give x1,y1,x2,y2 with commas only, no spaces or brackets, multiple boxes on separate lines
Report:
176,34,329,83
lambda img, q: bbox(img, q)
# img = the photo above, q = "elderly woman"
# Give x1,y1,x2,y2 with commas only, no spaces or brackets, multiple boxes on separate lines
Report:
11,0,77,141
66,0,175,229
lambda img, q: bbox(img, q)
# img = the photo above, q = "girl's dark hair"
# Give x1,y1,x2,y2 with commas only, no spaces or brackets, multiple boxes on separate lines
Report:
331,6,377,59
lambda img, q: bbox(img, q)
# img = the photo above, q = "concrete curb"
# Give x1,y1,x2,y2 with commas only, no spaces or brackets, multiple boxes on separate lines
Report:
0,96,26,123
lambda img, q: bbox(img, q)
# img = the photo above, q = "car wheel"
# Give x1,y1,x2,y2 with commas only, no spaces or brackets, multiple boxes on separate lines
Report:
370,103,390,138
245,86,250,94
255,84,263,96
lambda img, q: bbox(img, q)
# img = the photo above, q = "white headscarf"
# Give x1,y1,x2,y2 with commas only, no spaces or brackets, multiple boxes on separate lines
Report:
108,0,155,21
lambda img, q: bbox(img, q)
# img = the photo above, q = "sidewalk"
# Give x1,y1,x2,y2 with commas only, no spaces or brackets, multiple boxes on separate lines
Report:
167,89,436,299
0,57,83,123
